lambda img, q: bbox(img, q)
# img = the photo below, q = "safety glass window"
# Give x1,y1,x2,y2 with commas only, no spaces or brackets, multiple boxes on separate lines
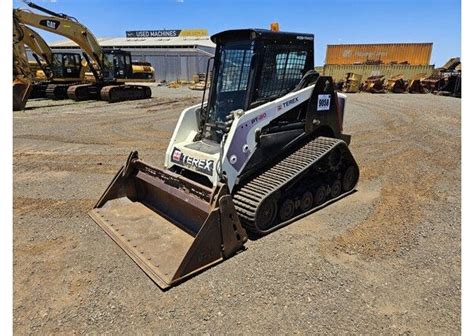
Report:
258,47,307,99
216,48,252,92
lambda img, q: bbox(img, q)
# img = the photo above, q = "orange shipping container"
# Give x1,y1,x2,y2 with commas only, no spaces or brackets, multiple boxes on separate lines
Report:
325,43,432,65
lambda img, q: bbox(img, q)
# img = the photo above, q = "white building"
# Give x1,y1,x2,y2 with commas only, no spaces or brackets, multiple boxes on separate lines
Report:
49,30,216,82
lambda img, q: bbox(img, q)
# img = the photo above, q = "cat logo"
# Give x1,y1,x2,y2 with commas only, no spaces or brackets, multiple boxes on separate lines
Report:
39,19,60,30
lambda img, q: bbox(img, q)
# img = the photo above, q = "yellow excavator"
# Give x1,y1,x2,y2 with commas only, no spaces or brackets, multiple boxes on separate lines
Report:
21,23,154,85
21,24,154,96
82,60,155,83
14,1,152,102
16,22,86,100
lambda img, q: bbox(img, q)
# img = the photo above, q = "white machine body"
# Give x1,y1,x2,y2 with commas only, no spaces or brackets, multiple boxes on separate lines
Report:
165,85,346,192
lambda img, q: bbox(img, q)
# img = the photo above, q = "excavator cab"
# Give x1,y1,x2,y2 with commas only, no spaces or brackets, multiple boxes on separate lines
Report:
50,52,82,79
101,49,133,81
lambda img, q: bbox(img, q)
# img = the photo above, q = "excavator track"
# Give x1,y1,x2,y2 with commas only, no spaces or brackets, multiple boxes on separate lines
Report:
66,83,151,102
233,136,359,235
67,83,100,101
100,84,152,103
45,83,74,100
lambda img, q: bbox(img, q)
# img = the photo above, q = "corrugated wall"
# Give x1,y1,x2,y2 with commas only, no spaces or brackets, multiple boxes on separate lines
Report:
129,49,212,81
50,46,214,82
321,64,435,82
325,43,432,65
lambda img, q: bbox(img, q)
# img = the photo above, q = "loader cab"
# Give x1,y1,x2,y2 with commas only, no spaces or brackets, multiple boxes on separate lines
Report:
204,29,314,141
102,49,133,81
50,52,82,79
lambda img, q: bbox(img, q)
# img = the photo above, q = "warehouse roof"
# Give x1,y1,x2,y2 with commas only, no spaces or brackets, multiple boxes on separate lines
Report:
49,36,215,49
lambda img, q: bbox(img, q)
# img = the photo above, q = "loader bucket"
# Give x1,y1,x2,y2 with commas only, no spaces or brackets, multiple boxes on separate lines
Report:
89,151,247,289
13,79,32,111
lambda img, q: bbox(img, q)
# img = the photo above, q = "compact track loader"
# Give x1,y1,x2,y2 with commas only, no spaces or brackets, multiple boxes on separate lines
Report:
90,29,360,289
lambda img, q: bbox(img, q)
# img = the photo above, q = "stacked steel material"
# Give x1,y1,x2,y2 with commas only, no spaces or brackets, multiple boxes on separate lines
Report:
385,74,408,93
422,57,461,97
408,73,427,93
362,75,385,93
342,72,362,93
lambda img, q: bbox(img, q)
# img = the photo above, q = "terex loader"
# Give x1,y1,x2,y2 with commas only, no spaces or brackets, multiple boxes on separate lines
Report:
90,29,360,289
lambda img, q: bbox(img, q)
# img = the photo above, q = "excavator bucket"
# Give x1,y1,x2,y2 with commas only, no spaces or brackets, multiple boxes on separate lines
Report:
89,152,247,289
13,78,32,111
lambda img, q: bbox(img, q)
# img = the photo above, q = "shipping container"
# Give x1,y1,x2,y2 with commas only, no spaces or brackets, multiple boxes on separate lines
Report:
325,43,432,65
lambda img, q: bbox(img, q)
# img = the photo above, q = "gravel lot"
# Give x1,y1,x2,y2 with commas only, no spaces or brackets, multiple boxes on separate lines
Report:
13,87,461,334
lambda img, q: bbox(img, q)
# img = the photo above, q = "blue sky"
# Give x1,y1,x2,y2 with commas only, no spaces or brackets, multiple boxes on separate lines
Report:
13,0,461,66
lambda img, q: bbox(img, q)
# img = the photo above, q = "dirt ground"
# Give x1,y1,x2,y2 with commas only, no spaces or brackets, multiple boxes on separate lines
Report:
13,87,461,335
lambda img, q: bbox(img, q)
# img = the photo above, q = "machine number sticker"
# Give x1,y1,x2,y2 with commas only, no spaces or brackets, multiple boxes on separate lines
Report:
317,94,331,111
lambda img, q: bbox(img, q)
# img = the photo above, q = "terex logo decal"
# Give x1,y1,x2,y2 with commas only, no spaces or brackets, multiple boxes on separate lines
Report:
277,97,299,112
171,148,214,176
283,97,298,108
39,19,60,30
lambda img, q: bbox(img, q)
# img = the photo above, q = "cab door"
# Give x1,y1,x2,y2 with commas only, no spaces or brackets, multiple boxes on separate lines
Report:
62,54,81,78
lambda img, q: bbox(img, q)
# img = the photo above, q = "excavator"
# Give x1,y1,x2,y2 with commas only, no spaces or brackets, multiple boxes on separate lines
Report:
16,22,84,99
14,1,152,103
21,24,154,96
90,27,360,289
83,61,156,83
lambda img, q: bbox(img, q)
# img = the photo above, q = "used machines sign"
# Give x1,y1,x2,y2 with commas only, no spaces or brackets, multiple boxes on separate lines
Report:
126,29,208,38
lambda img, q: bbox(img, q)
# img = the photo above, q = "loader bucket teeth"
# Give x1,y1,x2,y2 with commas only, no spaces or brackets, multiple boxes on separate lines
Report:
89,152,247,289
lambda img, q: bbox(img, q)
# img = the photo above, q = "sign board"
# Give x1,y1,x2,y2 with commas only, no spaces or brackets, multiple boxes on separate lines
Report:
126,29,208,38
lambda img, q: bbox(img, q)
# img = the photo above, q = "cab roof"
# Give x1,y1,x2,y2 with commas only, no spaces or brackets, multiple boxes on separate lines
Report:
210,29,314,44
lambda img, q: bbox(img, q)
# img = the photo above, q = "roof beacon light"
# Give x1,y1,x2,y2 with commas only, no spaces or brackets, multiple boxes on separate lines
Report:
270,22,279,32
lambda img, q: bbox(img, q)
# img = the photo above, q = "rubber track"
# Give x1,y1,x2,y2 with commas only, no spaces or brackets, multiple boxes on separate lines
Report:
233,136,353,235
45,83,71,100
